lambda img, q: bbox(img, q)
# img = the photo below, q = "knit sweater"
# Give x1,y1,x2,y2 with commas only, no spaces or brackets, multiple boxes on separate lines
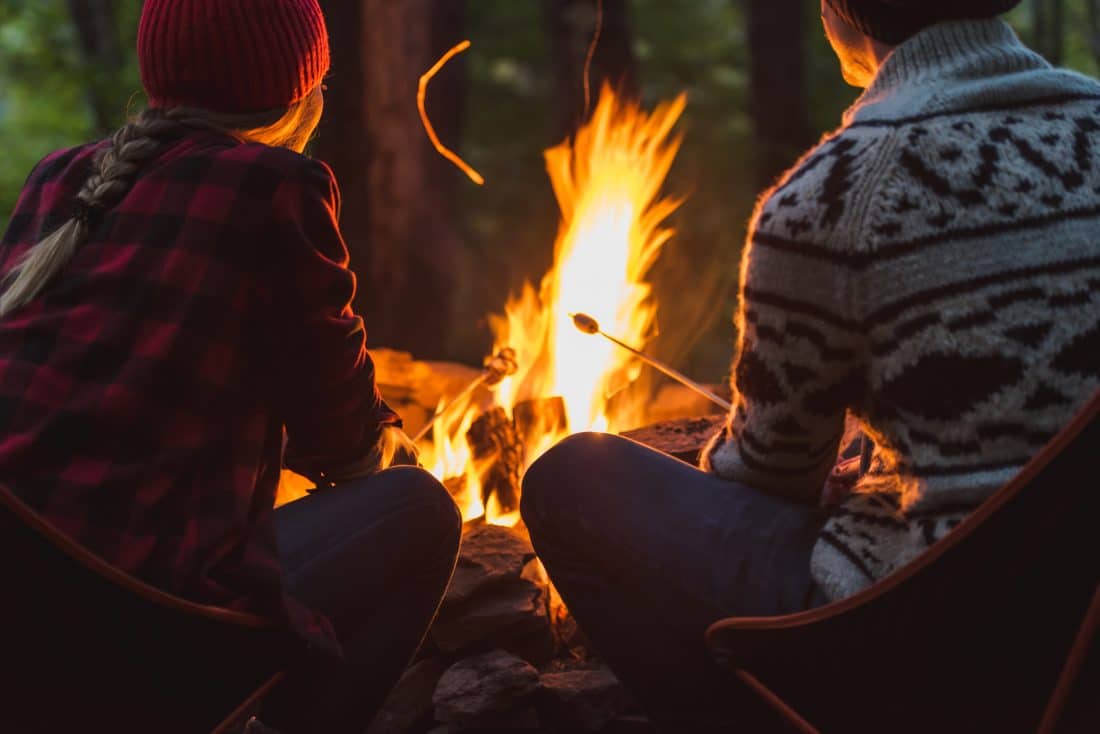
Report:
702,19,1100,602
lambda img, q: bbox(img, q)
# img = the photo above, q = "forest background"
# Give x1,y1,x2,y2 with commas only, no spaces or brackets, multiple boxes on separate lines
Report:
1,1,1096,382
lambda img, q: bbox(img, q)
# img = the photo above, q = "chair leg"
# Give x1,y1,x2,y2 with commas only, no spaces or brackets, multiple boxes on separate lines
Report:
210,672,287,734
735,670,822,734
1037,585,1100,734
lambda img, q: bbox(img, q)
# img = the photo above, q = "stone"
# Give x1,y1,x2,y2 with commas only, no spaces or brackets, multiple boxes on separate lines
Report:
619,415,726,464
369,348,493,440
538,667,631,731
433,650,540,724
432,577,554,664
366,657,449,734
443,523,536,607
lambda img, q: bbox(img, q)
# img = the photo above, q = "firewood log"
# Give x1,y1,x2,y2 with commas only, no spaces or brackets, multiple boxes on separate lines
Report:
513,396,568,448
466,406,524,514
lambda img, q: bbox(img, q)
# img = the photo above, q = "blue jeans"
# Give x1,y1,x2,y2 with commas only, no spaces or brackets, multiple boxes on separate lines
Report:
264,467,461,734
521,433,827,732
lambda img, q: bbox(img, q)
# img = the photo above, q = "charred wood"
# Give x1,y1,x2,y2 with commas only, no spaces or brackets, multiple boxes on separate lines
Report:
466,406,524,514
513,396,569,449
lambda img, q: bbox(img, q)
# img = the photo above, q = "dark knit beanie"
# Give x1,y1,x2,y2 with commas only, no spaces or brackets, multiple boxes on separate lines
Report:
825,0,1022,46
138,0,330,113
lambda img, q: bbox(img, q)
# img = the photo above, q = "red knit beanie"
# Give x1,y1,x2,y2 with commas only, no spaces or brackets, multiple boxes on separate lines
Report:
138,0,330,113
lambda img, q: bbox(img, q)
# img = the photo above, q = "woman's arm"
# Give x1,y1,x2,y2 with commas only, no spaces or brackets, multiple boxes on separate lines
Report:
270,157,406,484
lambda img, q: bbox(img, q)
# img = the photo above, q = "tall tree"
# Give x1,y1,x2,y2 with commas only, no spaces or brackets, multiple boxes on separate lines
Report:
1032,0,1066,65
314,0,369,307
1088,0,1100,68
66,0,125,134
743,0,813,189
356,0,468,358
543,0,639,141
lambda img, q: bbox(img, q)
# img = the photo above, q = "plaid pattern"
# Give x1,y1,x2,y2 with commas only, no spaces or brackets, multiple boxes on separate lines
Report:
0,131,398,649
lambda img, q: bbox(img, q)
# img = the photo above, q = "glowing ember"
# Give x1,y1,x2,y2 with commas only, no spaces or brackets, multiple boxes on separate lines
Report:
420,85,686,524
418,40,485,186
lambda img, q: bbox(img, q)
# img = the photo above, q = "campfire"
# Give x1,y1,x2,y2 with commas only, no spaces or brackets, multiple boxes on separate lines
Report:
278,85,719,732
418,85,688,526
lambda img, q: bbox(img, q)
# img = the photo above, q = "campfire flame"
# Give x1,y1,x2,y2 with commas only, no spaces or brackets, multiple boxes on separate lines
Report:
421,86,686,524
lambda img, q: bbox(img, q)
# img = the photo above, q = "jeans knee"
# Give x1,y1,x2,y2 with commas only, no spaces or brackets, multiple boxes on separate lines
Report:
389,466,462,552
521,431,612,533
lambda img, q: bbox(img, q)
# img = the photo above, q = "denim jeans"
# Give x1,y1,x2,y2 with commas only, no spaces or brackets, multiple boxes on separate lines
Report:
521,433,827,733
263,466,461,734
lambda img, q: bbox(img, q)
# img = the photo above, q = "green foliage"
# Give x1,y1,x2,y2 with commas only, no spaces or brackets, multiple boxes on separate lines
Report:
3,1,1100,373
0,0,142,234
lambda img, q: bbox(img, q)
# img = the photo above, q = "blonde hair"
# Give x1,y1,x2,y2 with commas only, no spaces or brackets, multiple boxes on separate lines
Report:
0,91,322,318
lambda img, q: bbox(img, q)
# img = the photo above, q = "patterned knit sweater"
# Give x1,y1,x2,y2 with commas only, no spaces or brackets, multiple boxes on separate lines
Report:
702,19,1100,602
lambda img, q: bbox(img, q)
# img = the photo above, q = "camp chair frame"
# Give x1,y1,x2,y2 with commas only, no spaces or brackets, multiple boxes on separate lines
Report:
0,482,299,733
707,388,1100,734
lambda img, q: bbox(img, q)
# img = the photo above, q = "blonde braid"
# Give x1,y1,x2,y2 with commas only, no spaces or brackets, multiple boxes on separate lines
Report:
0,109,194,318
0,91,319,318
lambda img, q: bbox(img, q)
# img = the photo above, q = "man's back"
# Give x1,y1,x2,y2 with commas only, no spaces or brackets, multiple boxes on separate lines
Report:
704,18,1100,600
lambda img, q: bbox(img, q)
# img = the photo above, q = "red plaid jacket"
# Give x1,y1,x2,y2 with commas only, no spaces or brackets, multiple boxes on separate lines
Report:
0,131,399,650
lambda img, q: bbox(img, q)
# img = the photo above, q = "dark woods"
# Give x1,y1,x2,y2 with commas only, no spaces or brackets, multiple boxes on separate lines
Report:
2,1,1097,374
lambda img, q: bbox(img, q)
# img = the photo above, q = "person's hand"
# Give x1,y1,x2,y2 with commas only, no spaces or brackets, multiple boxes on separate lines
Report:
376,425,420,470
822,455,860,507
322,426,421,483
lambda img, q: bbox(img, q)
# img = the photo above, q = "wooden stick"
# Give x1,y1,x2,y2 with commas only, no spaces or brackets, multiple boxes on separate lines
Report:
570,313,732,412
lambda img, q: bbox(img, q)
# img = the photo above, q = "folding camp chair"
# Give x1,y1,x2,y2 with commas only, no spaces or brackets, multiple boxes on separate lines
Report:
0,483,302,733
707,388,1100,734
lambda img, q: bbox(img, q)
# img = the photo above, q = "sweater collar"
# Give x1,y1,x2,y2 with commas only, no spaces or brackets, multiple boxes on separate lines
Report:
847,19,1050,120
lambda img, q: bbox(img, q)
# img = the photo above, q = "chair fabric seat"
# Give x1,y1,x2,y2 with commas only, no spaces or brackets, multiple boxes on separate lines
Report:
0,484,302,734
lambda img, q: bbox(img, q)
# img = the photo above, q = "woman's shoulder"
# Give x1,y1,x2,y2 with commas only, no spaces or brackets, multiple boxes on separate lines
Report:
207,139,332,182
23,141,103,189
180,138,338,204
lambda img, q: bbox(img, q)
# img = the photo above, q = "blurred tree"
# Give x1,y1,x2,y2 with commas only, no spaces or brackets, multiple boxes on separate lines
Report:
1089,0,1100,65
5,0,1100,374
314,0,369,309
358,0,469,358
742,0,812,189
66,0,126,135
1033,0,1067,64
543,0,638,140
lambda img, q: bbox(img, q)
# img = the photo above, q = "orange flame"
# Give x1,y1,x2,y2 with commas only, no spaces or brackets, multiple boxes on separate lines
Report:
419,86,686,524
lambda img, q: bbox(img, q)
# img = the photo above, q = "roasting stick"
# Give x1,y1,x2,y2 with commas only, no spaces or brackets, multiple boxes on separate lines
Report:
569,312,732,412
411,348,518,444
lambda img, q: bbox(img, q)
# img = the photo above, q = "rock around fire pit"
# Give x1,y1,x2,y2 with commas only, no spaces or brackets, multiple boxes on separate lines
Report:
365,349,731,732
368,523,652,733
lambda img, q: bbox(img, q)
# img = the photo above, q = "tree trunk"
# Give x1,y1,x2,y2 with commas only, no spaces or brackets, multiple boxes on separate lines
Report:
1032,0,1065,65
66,0,125,135
1088,0,1100,68
1049,0,1065,66
314,0,369,308
743,0,813,189
356,0,468,358
542,0,639,142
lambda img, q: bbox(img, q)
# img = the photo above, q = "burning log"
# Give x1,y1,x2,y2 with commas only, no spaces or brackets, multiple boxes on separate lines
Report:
513,396,568,448
467,406,524,515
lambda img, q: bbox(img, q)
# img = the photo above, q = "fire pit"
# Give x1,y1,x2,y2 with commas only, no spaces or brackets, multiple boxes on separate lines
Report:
358,349,724,733
281,88,724,732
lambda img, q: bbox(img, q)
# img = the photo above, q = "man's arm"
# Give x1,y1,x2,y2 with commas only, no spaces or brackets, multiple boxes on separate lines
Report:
702,157,870,504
